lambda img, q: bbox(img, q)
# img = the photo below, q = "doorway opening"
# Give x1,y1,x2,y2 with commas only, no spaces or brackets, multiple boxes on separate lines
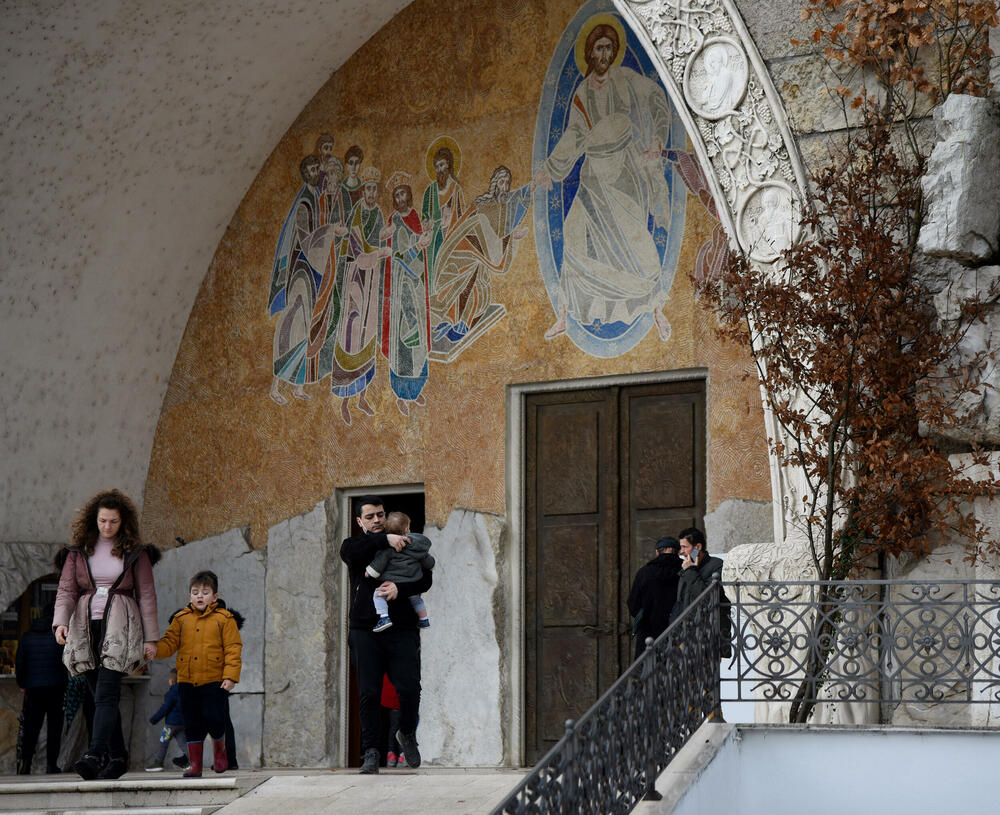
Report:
341,487,425,767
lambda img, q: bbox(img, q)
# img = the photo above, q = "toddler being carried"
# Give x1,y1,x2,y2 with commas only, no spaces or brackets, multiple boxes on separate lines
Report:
366,511,434,632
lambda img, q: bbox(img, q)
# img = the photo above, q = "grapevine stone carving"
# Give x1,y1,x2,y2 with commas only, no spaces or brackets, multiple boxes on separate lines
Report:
619,0,805,262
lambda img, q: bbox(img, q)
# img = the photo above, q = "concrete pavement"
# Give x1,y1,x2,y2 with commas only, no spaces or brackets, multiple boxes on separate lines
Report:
213,768,526,815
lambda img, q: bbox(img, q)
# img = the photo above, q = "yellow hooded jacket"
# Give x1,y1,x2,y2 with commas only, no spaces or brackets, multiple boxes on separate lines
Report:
156,601,242,686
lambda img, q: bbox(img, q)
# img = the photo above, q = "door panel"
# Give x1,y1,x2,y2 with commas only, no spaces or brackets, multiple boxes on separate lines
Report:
526,389,616,761
622,384,706,578
538,409,600,515
540,523,599,626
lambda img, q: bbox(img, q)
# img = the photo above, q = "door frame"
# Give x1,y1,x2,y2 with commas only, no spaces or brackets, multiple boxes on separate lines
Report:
505,368,708,766
336,483,425,766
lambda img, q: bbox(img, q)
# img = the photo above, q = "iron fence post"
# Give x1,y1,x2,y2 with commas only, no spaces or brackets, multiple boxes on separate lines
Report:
641,639,663,801
711,572,723,721
562,718,575,811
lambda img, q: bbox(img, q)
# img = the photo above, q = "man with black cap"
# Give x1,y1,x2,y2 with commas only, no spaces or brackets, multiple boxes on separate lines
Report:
626,536,682,660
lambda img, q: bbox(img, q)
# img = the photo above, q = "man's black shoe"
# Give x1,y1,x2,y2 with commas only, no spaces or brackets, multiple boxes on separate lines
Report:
98,756,128,779
395,731,421,768
359,748,379,774
73,753,105,780
172,755,189,769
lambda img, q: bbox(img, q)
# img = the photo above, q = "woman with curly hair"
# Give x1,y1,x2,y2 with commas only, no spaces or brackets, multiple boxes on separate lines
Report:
53,489,160,779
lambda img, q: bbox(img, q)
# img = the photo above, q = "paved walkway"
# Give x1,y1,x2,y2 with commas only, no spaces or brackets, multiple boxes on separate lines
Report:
213,768,526,815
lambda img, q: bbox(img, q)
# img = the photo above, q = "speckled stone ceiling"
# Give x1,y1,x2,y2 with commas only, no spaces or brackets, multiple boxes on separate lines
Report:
0,0,411,542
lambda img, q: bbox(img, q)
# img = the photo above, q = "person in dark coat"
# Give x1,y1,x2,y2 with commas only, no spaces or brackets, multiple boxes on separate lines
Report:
15,605,68,774
627,536,682,660
341,496,432,775
669,527,732,658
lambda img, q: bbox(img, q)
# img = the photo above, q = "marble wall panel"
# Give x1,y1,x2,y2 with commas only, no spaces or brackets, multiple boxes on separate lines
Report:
154,529,266,694
419,510,505,766
263,500,340,767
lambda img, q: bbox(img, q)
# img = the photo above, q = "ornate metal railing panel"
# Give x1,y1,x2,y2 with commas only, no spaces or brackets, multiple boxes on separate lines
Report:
491,580,722,815
723,580,1000,710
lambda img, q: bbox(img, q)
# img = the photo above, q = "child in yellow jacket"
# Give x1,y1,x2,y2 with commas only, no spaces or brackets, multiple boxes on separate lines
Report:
155,570,242,777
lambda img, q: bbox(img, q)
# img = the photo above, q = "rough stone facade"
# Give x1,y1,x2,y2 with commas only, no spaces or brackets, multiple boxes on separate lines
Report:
919,94,1000,263
419,510,505,766
263,501,341,767
0,543,63,618
704,498,773,554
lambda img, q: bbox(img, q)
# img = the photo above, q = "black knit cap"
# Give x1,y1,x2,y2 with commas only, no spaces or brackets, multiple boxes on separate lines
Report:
655,536,680,552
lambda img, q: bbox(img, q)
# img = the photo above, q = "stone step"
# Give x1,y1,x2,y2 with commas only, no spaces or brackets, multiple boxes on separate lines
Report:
6,808,219,815
0,774,264,814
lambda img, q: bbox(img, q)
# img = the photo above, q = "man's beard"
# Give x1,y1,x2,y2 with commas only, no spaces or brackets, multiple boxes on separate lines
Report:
436,170,449,187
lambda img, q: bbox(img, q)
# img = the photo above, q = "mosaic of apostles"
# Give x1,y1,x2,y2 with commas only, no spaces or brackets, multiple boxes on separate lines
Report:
266,136,531,422
266,0,695,415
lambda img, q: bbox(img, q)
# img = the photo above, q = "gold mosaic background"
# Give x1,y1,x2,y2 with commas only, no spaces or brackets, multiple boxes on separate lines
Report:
142,0,771,548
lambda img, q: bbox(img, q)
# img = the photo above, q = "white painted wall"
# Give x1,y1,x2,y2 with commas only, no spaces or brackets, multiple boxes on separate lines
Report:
668,726,999,815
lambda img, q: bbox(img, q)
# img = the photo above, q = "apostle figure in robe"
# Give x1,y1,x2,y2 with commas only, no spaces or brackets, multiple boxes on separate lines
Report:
378,172,433,416
329,166,385,425
430,165,531,342
533,22,674,343
420,143,465,290
267,154,323,404
303,157,351,384
342,145,365,214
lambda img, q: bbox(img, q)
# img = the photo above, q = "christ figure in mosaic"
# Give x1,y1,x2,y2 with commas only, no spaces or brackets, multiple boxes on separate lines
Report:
534,21,674,343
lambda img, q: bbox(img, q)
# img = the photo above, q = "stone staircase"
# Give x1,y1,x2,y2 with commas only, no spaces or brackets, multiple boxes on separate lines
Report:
0,773,265,815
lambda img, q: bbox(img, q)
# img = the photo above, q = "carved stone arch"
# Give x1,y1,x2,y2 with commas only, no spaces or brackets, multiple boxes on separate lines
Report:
613,0,811,544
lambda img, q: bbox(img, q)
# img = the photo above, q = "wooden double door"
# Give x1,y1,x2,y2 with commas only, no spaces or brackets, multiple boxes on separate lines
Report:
524,380,706,761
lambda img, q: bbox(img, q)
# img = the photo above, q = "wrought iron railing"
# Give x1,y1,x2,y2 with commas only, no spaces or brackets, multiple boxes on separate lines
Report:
491,579,723,815
723,580,1000,716
493,578,1000,814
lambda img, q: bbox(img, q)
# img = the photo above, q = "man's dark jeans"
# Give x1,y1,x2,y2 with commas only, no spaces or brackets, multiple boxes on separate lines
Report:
349,627,421,751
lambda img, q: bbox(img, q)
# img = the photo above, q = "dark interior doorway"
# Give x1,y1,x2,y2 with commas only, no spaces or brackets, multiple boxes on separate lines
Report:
346,489,425,767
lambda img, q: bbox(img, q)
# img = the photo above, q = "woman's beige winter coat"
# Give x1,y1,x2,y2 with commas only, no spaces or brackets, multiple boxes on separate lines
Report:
53,544,159,676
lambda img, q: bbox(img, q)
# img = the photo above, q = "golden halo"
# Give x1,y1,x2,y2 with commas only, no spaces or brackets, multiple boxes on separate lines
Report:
425,136,463,182
573,13,627,76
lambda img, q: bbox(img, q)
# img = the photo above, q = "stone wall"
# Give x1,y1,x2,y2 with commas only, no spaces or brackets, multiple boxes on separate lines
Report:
418,510,506,766
263,500,341,767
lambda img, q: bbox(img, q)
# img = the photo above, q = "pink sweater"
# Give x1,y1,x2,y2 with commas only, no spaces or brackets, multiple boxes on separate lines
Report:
89,536,124,619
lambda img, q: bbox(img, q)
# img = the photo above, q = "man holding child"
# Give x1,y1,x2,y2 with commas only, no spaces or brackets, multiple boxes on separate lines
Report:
341,496,433,774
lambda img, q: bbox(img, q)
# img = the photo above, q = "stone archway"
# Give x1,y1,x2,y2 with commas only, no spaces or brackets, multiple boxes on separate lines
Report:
614,0,810,546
